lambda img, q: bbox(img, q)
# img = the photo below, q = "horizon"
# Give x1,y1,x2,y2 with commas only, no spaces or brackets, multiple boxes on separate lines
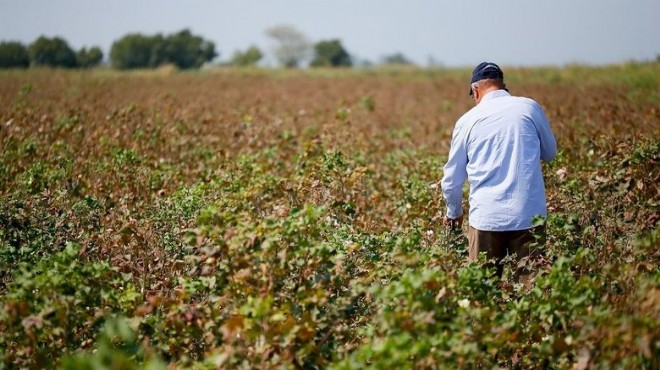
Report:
1,0,659,67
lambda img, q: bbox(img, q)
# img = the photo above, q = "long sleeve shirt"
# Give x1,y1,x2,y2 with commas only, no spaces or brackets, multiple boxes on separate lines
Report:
441,90,557,231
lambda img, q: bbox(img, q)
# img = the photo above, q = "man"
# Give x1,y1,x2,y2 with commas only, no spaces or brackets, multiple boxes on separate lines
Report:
441,62,557,277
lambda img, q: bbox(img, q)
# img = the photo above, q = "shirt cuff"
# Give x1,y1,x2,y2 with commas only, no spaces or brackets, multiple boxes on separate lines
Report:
445,205,463,219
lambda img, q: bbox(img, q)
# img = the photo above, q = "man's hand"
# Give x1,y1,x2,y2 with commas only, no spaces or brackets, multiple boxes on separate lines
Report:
443,215,464,230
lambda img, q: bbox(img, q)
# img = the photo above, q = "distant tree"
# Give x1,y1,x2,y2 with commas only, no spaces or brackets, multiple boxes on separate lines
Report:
76,46,104,68
230,46,263,67
110,30,216,70
28,36,77,68
0,41,30,68
382,52,414,66
353,58,374,68
310,39,352,67
110,33,164,69
162,29,217,69
266,25,311,68
148,34,169,67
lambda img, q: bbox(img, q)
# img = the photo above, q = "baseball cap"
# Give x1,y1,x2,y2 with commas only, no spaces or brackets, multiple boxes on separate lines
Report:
469,62,504,96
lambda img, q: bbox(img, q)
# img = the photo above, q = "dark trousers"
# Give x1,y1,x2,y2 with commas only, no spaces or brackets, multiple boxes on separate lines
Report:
467,225,545,278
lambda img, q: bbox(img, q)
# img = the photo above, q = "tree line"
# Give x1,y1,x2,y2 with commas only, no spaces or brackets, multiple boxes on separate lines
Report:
1,26,412,70
0,29,213,70
0,37,103,69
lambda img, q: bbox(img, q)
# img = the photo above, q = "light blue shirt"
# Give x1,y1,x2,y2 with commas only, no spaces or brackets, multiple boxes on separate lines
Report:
441,90,557,231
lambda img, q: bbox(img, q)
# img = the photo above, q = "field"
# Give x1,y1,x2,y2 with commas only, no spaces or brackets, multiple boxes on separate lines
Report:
0,64,658,369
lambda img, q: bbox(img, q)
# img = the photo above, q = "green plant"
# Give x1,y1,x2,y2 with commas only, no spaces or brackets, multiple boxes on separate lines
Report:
0,243,140,368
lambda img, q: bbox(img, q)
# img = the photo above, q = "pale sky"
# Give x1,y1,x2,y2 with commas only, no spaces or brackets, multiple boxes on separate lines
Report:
0,0,658,67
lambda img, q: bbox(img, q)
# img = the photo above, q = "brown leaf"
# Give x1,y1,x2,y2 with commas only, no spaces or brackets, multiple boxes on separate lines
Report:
234,268,252,281
297,324,315,341
221,315,245,340
572,348,590,370
135,304,153,316
556,168,567,181
21,315,43,331
435,287,447,303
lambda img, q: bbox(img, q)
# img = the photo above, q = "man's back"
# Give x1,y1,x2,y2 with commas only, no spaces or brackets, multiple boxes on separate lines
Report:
444,90,556,231
442,62,557,277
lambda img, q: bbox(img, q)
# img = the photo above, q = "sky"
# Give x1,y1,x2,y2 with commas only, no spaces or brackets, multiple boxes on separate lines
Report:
1,0,659,67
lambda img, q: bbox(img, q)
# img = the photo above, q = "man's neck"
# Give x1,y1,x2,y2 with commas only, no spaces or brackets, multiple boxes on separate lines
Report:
476,86,502,104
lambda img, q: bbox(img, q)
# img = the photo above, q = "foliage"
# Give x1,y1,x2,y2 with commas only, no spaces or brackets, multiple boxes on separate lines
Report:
161,29,217,69
0,66,658,368
0,243,141,367
310,40,352,68
265,25,311,68
1,38,103,69
28,36,77,68
382,52,414,66
76,46,104,68
229,46,263,67
110,29,216,70
61,317,166,370
110,33,163,69
0,41,30,68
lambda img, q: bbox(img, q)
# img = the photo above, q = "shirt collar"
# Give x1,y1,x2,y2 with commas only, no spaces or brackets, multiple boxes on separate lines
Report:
481,89,511,102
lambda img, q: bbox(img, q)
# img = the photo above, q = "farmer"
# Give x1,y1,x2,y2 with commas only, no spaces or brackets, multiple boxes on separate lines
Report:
441,62,557,278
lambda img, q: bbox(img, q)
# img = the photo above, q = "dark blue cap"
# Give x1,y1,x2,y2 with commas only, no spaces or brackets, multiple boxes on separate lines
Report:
469,62,504,95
